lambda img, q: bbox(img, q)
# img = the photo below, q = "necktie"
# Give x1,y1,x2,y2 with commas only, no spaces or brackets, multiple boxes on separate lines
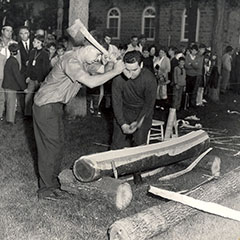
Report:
25,42,29,52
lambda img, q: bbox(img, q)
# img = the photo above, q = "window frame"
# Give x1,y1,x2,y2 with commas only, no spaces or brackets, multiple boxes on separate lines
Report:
141,6,156,41
107,7,121,40
181,8,200,42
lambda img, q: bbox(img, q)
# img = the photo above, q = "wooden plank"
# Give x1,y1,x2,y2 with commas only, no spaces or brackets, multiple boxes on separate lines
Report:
149,186,240,221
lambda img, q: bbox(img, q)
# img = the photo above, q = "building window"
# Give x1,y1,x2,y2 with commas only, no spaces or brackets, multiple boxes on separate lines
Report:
142,7,156,40
107,8,121,39
181,8,200,42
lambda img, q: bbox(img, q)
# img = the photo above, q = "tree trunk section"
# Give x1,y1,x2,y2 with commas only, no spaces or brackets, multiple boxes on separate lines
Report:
210,0,226,102
59,169,132,210
66,0,89,117
73,130,210,182
109,167,240,240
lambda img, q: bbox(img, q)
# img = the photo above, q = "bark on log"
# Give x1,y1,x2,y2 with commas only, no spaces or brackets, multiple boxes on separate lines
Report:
59,169,132,210
108,167,240,240
73,130,210,182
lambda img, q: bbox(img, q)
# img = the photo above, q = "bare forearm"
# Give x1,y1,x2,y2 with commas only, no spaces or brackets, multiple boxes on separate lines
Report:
82,69,119,88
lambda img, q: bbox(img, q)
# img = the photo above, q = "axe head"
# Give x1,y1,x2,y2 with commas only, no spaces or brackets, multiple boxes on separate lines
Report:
67,19,85,44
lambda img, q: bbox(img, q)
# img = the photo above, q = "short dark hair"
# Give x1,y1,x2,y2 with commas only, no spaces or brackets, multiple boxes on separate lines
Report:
178,57,185,62
18,26,29,33
47,42,56,48
226,45,233,53
8,43,19,55
123,50,142,64
191,44,198,51
56,43,66,51
131,35,138,40
168,46,178,53
34,34,45,43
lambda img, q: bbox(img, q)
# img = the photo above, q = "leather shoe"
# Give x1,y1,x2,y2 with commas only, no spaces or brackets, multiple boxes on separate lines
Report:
38,189,72,201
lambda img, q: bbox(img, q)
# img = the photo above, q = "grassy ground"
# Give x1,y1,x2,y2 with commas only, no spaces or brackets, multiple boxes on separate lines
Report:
1,91,240,240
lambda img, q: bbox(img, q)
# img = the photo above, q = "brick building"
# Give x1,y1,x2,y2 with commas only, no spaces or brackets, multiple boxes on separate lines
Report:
89,0,240,49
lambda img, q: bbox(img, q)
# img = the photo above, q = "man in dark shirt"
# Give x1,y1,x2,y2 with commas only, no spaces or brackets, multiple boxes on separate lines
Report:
111,50,157,149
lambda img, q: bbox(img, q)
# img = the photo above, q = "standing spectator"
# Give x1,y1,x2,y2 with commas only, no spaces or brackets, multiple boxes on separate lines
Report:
172,57,186,111
185,44,200,108
118,43,128,58
0,24,18,59
50,43,66,67
0,23,21,119
203,54,212,98
33,44,124,200
102,31,121,59
111,50,157,149
154,47,171,106
168,46,179,105
2,44,27,125
18,26,33,78
0,43,6,121
25,35,50,117
47,42,57,62
126,36,141,53
221,45,233,94
18,26,33,114
101,31,121,109
142,46,154,73
138,34,147,52
176,45,187,60
196,43,206,106
58,36,70,51
149,45,157,62
208,54,220,100
168,46,179,84
231,47,240,94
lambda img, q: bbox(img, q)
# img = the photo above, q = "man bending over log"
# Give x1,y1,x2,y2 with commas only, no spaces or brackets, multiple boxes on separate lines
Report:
111,50,157,149
33,43,125,201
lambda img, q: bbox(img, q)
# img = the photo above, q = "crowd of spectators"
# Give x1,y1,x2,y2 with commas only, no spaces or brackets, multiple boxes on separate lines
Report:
0,23,238,125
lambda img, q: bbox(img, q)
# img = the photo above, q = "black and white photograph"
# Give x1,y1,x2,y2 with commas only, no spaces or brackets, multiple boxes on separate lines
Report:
1,0,240,239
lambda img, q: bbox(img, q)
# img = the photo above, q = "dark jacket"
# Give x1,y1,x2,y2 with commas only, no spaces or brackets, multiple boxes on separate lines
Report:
2,56,26,91
18,40,33,76
27,48,50,83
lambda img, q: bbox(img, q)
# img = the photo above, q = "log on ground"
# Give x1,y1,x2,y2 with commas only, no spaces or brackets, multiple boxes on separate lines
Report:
108,167,240,240
58,169,132,210
73,130,210,182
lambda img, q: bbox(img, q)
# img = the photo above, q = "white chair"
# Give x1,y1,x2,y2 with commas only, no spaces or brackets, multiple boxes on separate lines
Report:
147,119,165,144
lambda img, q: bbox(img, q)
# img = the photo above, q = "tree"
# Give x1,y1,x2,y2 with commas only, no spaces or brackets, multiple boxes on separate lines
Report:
65,0,90,118
209,0,226,102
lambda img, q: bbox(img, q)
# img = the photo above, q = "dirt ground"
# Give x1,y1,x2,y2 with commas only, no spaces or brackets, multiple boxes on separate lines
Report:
147,91,240,239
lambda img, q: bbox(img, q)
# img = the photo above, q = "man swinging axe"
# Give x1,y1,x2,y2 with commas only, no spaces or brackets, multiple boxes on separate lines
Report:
33,19,125,201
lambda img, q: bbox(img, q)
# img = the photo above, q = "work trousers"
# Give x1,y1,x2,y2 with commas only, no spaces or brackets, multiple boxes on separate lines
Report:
4,89,17,123
221,69,230,93
33,102,64,196
0,86,5,118
111,108,152,150
172,86,184,111
186,75,200,107
25,79,40,116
